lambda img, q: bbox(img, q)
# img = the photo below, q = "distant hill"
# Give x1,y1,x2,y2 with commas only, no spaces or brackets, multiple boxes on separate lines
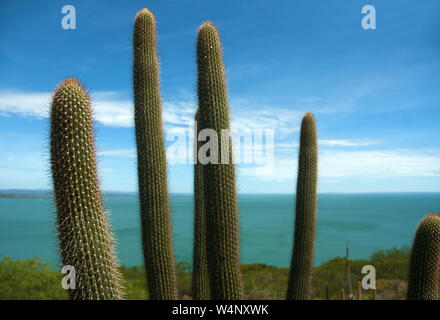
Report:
0,189,52,198
0,189,138,198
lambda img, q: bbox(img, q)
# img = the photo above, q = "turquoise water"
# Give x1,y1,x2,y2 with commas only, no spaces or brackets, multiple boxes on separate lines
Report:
0,193,439,268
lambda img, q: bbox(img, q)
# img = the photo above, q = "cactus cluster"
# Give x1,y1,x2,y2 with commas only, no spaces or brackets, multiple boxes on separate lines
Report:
49,9,316,301
49,7,439,302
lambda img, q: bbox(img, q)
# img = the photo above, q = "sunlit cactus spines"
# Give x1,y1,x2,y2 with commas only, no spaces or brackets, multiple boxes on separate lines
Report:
50,78,123,300
196,21,243,300
133,8,177,300
287,112,318,300
407,213,440,300
192,109,210,300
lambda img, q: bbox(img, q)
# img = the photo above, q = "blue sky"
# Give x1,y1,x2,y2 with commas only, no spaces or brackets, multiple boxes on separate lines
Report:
1,0,440,193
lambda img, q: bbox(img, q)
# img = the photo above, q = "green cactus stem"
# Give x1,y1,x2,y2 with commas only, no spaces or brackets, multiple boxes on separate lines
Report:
196,21,243,300
407,213,440,300
50,78,122,300
286,112,318,300
133,8,177,300
192,109,210,300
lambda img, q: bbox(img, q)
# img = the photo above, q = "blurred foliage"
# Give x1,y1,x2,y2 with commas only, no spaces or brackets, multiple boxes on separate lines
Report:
0,246,410,300
119,264,148,300
0,256,67,299
241,264,289,299
312,246,410,300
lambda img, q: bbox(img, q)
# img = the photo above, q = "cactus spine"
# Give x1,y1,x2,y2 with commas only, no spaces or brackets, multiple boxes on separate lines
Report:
50,78,122,300
407,213,440,300
192,109,211,300
196,22,243,300
133,9,177,299
287,112,318,300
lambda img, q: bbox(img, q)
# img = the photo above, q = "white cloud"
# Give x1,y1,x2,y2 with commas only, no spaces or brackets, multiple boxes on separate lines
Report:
240,149,440,182
0,91,49,118
94,99,133,127
0,90,134,127
271,139,379,154
98,149,136,158
0,90,307,139
320,149,440,178
163,101,196,127
318,139,381,147
230,99,303,136
0,90,198,128
276,142,299,149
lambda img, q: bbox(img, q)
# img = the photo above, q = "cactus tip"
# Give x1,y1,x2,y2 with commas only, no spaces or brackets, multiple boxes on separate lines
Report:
58,77,82,88
303,112,315,119
136,8,154,17
135,8,155,24
198,21,218,34
417,213,440,229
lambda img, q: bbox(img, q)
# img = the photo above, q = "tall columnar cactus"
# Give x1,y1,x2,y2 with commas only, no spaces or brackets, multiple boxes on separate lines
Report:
133,8,177,300
50,78,122,300
407,213,440,300
196,22,243,300
192,109,210,300
287,112,318,300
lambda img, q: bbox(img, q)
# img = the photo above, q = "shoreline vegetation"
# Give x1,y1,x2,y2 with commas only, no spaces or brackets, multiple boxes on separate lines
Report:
0,246,410,300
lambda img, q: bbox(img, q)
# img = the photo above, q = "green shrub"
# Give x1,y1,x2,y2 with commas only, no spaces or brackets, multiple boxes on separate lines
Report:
0,246,411,300
0,256,67,300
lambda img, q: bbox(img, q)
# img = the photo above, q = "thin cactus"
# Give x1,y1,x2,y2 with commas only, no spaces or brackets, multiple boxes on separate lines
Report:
50,78,122,300
133,8,177,300
357,280,362,300
346,240,354,300
196,21,243,300
286,112,318,300
407,213,440,300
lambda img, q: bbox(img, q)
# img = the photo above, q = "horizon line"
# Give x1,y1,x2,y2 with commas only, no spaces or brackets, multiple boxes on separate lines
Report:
1,188,440,195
